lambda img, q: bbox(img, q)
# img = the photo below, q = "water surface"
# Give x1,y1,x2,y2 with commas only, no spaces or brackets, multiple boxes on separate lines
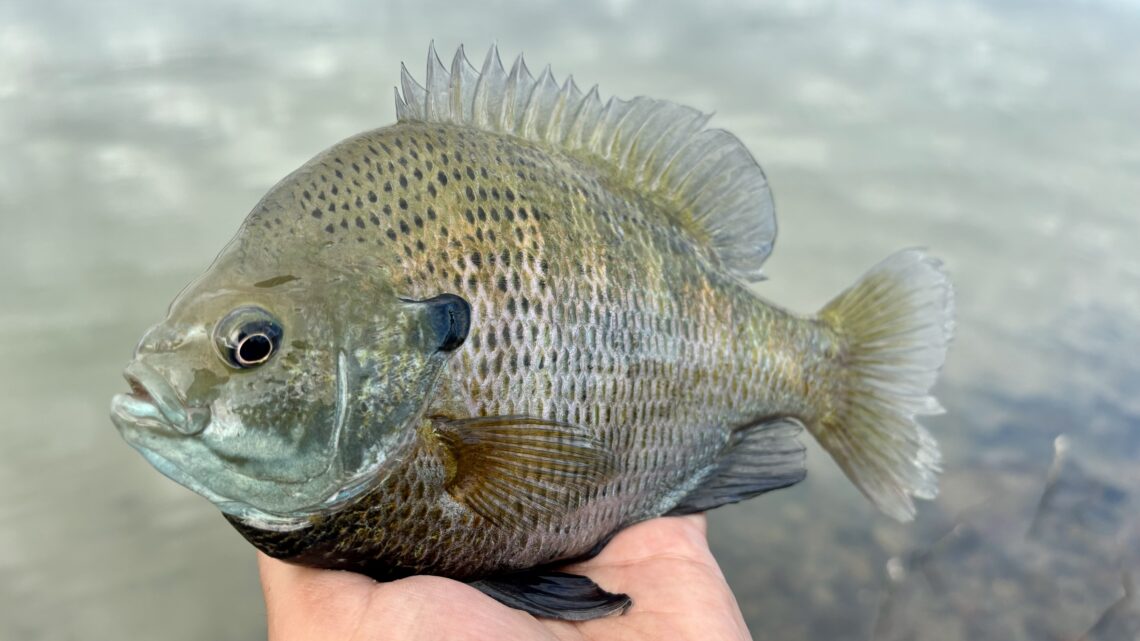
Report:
2,1,1138,639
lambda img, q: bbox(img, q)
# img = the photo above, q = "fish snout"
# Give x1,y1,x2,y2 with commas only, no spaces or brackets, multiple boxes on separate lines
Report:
120,360,210,436
133,322,195,356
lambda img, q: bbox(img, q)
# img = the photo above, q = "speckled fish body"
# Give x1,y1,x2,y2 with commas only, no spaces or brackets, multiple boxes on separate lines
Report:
226,118,822,577
112,45,953,620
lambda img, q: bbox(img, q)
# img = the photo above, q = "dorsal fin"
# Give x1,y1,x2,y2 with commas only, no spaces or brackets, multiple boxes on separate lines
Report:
395,43,777,281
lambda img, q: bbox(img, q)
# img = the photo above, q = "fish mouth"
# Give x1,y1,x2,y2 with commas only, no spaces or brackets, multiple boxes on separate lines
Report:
111,361,210,436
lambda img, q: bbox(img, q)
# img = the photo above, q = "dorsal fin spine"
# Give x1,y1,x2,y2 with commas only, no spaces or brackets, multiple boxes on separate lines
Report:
472,46,506,130
549,76,577,143
395,45,778,282
501,56,529,132
447,45,463,119
424,42,450,122
399,62,426,120
546,77,573,144
589,98,624,158
564,85,602,151
448,45,478,122
394,87,408,120
522,66,557,140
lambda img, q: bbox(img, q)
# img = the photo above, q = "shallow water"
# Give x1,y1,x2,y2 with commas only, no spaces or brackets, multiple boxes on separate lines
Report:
2,1,1138,639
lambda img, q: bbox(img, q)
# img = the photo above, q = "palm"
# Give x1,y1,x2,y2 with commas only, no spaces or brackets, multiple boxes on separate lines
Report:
259,514,752,641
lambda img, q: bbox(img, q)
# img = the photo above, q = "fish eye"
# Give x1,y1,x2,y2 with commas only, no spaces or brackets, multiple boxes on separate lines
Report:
214,306,283,370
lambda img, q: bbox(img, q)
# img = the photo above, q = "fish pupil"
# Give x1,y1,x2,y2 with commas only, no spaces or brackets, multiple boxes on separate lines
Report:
237,333,273,365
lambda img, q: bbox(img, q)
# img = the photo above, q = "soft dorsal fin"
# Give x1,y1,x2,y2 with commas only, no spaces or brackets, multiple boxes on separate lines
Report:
395,43,777,282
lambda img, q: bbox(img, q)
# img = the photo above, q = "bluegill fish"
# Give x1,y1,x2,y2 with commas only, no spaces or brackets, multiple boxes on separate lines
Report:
110,44,954,620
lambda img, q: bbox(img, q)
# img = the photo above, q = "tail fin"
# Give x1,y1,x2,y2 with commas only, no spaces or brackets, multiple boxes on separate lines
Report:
814,249,954,521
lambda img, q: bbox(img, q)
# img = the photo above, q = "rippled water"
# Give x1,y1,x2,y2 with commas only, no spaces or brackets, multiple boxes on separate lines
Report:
2,1,1138,639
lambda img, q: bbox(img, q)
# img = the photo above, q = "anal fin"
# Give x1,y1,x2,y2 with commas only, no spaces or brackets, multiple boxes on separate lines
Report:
469,570,631,621
667,418,806,516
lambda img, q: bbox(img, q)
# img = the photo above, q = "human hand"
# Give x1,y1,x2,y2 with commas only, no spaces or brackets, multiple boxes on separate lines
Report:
258,514,752,640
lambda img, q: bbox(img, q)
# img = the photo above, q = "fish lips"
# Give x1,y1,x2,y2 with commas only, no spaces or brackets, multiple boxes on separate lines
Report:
111,360,210,436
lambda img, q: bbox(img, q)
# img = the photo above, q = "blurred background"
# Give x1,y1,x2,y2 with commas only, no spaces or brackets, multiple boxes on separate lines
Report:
2,0,1138,639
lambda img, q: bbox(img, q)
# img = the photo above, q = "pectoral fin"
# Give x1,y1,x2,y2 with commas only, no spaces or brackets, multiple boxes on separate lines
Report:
434,416,613,529
469,570,632,621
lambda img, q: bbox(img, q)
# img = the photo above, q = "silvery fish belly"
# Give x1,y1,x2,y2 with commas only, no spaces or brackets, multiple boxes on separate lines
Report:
110,44,954,620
